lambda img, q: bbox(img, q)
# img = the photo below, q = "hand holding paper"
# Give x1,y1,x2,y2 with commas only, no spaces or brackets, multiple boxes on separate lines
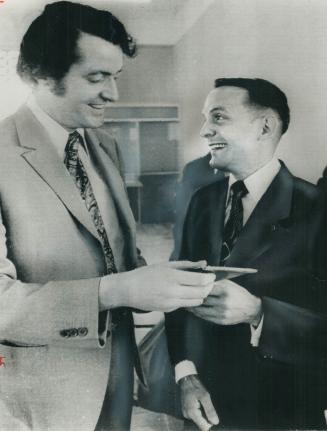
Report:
189,274,262,326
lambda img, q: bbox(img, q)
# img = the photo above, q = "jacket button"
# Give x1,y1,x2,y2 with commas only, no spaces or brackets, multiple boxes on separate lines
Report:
60,329,70,338
78,327,88,337
70,328,78,337
263,354,273,359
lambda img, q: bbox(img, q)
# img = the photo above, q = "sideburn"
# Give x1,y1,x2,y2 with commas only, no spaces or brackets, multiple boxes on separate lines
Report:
51,79,66,96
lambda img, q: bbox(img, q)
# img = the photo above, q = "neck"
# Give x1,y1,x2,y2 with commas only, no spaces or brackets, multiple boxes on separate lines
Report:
231,156,275,180
33,91,75,133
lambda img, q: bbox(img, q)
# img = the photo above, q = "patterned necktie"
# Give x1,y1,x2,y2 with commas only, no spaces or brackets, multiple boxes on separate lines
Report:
220,180,248,264
64,131,117,274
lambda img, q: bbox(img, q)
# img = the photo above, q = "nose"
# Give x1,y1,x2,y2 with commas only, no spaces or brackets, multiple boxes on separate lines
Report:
200,120,216,138
100,77,119,102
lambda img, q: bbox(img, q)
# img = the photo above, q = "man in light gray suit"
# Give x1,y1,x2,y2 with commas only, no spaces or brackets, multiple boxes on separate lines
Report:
0,2,214,430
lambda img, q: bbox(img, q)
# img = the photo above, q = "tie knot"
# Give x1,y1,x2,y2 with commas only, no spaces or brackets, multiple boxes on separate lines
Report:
64,131,84,167
65,131,84,162
231,180,248,198
66,130,82,150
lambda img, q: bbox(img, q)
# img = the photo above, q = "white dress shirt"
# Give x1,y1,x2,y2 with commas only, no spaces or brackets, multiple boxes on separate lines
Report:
27,96,88,161
175,157,281,382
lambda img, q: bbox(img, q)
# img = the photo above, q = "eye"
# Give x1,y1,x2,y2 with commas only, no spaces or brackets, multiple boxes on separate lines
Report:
212,113,224,122
87,73,105,83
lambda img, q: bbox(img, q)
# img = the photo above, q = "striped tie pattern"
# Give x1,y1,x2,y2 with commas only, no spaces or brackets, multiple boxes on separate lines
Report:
220,180,248,264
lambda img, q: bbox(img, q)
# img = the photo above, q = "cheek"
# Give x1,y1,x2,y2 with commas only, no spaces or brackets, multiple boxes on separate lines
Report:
66,81,97,104
215,126,229,140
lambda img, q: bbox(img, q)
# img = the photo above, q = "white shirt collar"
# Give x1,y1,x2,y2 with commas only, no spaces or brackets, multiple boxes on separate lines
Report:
27,96,85,161
229,157,281,204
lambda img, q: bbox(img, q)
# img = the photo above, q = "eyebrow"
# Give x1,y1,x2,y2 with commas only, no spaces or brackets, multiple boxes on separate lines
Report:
87,69,123,76
209,107,228,114
202,106,228,116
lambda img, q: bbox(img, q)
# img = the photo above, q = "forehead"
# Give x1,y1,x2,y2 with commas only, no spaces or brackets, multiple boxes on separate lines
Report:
73,32,123,74
203,86,250,115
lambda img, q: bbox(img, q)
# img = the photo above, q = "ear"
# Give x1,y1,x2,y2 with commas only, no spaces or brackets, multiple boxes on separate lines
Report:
260,111,279,139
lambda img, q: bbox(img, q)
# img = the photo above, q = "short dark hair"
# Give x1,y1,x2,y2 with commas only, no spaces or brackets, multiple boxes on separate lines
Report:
214,78,290,134
17,1,136,83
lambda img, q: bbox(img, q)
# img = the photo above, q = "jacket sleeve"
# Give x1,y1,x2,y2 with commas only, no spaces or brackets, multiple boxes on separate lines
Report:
257,297,327,367
257,194,327,368
0,218,109,349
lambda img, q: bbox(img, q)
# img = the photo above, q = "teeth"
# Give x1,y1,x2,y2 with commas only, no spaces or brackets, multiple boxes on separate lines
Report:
210,143,226,149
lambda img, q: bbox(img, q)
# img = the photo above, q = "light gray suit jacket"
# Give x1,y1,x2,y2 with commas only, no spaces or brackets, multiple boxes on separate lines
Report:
0,105,141,430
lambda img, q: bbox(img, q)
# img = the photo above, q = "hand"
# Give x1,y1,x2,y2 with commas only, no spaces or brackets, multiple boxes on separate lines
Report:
179,375,219,431
190,279,262,325
100,261,215,312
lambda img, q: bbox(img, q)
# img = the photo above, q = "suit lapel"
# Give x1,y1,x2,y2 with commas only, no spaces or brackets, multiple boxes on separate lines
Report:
85,129,136,237
14,105,100,241
191,178,228,264
226,164,294,267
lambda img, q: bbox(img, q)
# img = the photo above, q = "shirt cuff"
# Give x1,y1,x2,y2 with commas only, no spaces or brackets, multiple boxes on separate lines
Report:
175,360,198,383
250,314,264,347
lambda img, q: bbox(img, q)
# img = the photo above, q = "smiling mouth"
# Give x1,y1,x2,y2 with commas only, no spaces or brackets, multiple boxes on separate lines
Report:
89,104,106,110
209,142,227,150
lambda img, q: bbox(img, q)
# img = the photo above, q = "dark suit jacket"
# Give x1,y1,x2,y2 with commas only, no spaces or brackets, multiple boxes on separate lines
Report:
166,163,327,429
171,154,223,260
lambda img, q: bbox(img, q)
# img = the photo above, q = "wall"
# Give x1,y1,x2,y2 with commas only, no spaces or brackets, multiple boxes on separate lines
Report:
173,0,327,183
117,46,176,104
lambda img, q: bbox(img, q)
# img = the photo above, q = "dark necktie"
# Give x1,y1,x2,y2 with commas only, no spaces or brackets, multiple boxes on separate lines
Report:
64,131,117,274
220,180,248,264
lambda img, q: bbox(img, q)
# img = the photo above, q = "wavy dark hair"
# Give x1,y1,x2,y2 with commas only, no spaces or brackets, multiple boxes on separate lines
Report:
17,1,137,83
215,78,290,134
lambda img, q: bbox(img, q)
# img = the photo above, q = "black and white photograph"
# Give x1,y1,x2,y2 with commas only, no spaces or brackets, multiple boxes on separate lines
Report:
1,0,327,430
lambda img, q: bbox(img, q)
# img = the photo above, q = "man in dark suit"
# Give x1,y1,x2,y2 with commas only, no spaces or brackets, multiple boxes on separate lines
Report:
0,3,215,430
166,78,327,430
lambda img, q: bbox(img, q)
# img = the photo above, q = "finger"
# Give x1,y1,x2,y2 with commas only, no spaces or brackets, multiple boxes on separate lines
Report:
189,306,221,319
168,260,207,269
203,282,214,297
201,393,219,425
188,406,213,431
216,278,240,288
167,298,205,311
203,295,223,306
209,283,226,296
189,306,208,318
175,285,212,300
176,270,215,286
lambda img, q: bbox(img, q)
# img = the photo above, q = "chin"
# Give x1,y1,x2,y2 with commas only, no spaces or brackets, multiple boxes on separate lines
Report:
209,155,222,169
209,156,230,173
84,117,105,129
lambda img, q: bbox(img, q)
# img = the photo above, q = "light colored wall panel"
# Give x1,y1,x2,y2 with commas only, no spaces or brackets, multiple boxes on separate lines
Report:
118,46,176,104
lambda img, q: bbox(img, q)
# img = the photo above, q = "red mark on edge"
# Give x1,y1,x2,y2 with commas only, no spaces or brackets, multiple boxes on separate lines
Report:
0,356,5,367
